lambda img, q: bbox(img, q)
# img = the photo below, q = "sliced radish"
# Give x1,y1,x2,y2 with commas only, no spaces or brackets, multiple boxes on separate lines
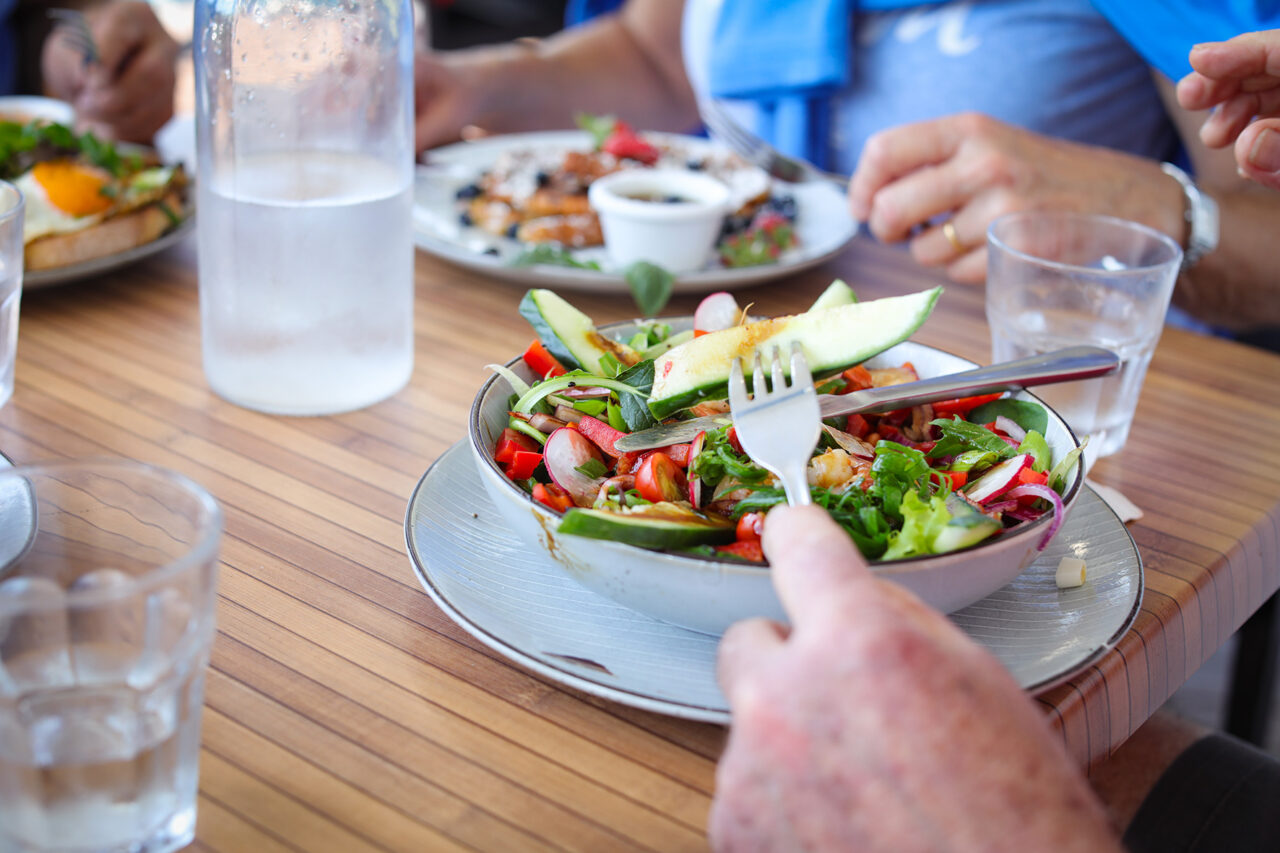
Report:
543,428,606,506
963,454,1033,503
576,414,626,458
553,404,584,424
693,292,741,336
687,430,707,508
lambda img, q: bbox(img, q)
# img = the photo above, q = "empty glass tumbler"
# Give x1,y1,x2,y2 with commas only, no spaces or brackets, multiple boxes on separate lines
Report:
0,460,222,853
194,0,416,415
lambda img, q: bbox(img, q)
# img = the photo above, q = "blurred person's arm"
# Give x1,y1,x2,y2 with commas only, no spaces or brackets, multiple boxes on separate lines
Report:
710,505,1122,852
41,0,178,143
415,0,697,153
846,72,1280,332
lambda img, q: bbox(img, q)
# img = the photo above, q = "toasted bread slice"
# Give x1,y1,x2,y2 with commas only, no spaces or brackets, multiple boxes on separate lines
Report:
24,191,185,271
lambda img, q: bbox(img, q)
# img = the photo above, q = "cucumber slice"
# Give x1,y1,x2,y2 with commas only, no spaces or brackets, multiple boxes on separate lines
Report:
648,287,942,419
558,502,735,549
808,279,858,311
933,494,1002,553
519,289,640,377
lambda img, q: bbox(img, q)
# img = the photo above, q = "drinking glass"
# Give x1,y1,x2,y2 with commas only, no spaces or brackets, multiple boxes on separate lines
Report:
0,181,23,409
0,460,222,853
194,0,416,415
986,211,1182,463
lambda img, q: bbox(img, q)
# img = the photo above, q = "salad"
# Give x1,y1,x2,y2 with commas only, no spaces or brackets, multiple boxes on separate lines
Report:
487,283,1083,564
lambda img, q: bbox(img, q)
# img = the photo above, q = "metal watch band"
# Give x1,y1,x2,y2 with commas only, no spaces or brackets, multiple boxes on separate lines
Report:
1160,161,1220,269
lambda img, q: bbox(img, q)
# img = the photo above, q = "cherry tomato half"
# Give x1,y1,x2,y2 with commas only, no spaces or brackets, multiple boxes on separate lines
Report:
736,512,765,542
635,452,687,503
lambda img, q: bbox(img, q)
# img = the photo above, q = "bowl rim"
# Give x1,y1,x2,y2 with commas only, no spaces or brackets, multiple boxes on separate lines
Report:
469,319,1085,577
588,168,732,221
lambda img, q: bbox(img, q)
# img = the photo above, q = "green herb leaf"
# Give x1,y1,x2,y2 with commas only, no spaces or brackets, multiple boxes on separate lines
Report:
615,359,659,432
928,417,1018,460
625,261,674,317
597,351,624,378
575,458,608,478
510,244,602,270
574,113,617,149
967,399,1048,435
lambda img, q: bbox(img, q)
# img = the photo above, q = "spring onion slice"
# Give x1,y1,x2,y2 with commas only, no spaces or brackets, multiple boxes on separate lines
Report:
513,371,646,415
485,363,531,397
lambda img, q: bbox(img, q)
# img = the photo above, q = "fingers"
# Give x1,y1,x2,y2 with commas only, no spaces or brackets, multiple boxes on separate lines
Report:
716,617,787,699
849,115,971,221
1235,121,1280,191
761,505,874,630
1189,32,1280,82
87,2,157,79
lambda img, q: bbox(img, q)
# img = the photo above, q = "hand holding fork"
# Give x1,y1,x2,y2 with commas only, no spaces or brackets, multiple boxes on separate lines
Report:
42,3,180,143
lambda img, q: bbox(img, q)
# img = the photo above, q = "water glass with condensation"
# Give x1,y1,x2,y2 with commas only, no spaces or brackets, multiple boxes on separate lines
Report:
0,460,222,853
985,212,1182,466
0,181,23,409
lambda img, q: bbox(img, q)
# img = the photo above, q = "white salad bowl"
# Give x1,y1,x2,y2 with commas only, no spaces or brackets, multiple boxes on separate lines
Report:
469,320,1084,635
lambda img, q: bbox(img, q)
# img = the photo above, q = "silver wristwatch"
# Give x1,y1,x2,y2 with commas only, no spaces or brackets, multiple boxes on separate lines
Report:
1160,161,1219,268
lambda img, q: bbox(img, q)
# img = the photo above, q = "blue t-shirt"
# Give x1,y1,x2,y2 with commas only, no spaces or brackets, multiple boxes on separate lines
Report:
1,0,17,95
683,0,1181,174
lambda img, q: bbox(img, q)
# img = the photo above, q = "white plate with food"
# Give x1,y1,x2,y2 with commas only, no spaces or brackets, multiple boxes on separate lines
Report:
405,441,1142,723
2,115,192,289
412,129,856,294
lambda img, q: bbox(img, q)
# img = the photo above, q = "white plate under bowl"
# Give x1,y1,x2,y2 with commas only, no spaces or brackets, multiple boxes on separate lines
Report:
412,130,856,294
405,442,1142,723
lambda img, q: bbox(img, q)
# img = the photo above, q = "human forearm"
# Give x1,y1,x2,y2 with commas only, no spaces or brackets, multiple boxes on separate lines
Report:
417,0,697,149
1173,184,1280,329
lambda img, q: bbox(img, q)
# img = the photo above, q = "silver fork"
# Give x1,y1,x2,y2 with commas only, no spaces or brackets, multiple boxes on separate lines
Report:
47,8,99,66
698,97,849,189
727,343,822,507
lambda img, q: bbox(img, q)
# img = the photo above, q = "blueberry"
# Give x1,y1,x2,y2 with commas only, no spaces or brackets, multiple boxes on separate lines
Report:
455,183,483,200
458,211,474,227
535,170,551,188
505,223,520,239
686,158,705,171
483,247,500,256
662,195,684,203
765,194,798,220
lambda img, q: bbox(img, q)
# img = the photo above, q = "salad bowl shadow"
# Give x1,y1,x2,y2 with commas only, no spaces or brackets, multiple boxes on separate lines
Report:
469,320,1084,636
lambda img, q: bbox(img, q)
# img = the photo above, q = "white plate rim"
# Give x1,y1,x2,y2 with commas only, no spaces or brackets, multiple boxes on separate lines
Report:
23,205,194,290
412,130,857,294
405,441,1144,722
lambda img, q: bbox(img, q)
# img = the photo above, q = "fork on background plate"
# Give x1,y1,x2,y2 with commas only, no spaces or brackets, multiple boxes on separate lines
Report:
697,97,849,190
727,342,822,507
47,8,99,66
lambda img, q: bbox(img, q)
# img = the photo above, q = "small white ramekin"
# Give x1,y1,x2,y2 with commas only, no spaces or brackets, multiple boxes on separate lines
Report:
588,169,732,273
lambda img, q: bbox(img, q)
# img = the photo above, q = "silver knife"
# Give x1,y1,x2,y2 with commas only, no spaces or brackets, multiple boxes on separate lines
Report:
613,346,1119,452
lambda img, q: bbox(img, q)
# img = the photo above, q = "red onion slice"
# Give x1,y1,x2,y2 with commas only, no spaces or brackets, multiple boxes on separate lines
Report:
994,415,1027,443
1007,484,1065,550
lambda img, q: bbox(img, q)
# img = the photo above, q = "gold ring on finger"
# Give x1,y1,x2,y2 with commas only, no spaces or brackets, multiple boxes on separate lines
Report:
942,220,965,253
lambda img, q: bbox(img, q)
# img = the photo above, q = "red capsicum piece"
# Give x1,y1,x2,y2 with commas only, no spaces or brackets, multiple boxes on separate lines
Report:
522,340,567,379
716,540,765,562
932,393,1003,419
576,414,626,457
532,482,574,513
504,450,543,480
495,428,539,465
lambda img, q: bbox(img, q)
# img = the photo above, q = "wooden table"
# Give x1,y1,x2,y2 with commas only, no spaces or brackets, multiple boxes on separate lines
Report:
6,233,1280,852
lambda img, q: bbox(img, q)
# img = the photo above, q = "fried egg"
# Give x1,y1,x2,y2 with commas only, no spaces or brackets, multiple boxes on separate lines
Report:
13,159,116,242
